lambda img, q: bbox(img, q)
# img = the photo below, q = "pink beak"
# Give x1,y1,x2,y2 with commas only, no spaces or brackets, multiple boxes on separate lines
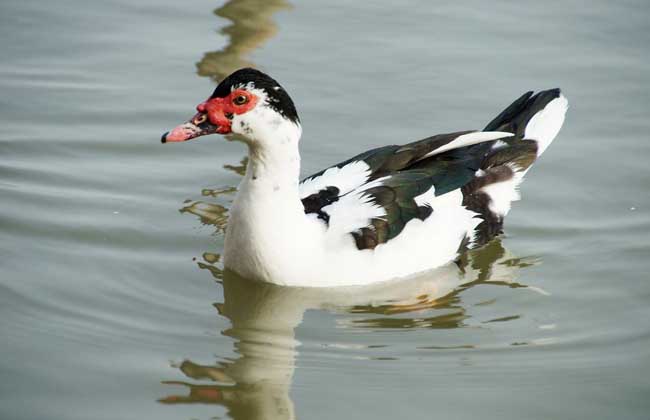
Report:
161,122,201,143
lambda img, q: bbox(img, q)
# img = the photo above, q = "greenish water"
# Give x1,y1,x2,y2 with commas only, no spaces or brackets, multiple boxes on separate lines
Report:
1,1,650,419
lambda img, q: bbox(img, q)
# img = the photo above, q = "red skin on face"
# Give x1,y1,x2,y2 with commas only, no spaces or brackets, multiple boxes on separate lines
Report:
197,89,259,134
163,89,259,142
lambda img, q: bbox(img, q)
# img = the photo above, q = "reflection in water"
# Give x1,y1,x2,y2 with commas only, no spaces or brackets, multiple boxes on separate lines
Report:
197,0,291,81
180,187,234,233
179,158,247,231
223,157,248,177
160,237,538,419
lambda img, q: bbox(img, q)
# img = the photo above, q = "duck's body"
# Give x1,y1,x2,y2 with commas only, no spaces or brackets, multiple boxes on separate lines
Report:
163,68,568,287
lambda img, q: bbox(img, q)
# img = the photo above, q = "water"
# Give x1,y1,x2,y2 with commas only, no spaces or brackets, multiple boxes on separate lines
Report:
1,0,649,419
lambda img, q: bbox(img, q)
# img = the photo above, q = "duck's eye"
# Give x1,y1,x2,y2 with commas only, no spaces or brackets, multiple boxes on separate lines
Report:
194,114,207,125
233,95,248,106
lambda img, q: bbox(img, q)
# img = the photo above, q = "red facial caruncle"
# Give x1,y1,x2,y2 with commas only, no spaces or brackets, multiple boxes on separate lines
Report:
162,89,259,143
198,89,259,134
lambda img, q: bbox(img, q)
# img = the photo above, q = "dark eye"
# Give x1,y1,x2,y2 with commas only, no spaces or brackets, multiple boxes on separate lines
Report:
233,95,248,105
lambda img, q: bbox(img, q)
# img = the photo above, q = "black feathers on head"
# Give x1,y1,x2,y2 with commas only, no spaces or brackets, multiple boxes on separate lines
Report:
210,68,300,124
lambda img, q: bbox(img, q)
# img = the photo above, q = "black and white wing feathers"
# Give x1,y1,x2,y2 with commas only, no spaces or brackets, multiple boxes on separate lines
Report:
300,88,567,251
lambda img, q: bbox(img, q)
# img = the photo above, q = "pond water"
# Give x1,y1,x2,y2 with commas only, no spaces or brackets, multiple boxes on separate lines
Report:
1,0,649,419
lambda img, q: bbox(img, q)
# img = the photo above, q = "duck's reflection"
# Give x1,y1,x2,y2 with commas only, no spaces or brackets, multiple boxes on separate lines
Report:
197,0,291,81
179,157,247,232
159,239,535,419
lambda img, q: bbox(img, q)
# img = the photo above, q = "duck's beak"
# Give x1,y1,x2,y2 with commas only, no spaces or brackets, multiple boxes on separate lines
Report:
161,112,220,143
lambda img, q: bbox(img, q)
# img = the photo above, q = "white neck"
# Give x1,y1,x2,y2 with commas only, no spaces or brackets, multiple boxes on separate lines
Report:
244,127,301,192
224,117,321,283
233,103,303,191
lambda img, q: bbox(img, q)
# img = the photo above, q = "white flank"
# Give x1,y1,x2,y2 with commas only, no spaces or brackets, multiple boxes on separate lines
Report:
480,163,525,217
322,190,386,237
322,175,391,237
299,160,370,198
422,131,513,159
524,94,569,156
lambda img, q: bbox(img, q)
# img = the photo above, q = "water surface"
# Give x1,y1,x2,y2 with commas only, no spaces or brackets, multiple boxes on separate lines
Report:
1,0,650,419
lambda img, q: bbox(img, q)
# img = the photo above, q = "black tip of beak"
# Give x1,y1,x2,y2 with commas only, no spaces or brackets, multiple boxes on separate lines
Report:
161,132,168,143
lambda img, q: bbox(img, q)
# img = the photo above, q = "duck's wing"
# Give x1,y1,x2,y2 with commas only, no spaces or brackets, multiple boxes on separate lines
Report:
301,89,568,251
299,130,513,248
299,130,512,199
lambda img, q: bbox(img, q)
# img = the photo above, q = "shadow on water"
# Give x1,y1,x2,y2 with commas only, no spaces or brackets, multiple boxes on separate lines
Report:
197,0,292,81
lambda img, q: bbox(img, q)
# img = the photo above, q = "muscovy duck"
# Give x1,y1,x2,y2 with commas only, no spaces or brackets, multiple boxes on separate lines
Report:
162,68,568,287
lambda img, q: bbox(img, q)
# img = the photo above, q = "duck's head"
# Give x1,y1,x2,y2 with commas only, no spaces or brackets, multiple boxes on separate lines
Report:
161,68,300,146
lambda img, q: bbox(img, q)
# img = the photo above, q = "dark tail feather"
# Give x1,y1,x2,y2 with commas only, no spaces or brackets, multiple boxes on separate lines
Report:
461,89,567,249
484,88,562,138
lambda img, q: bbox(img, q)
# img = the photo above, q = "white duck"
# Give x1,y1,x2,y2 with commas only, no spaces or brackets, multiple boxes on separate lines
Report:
162,68,568,287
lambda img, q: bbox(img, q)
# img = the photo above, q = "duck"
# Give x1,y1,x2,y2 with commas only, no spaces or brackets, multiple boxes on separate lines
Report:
162,68,568,287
